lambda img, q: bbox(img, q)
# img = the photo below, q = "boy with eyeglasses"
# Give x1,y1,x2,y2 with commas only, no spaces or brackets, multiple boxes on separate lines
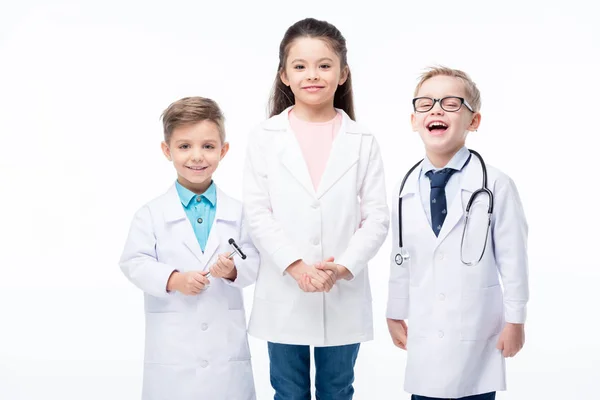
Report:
386,66,530,399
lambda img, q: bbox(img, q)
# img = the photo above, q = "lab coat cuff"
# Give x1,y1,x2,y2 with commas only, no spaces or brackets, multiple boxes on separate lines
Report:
504,305,527,324
386,297,409,320
156,268,179,298
335,256,359,281
271,245,302,276
223,265,253,289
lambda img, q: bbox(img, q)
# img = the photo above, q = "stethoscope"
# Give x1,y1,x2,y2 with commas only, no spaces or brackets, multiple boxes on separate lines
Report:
395,149,493,267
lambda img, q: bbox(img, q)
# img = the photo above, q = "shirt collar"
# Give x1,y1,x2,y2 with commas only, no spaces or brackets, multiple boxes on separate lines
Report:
422,146,470,174
175,180,217,208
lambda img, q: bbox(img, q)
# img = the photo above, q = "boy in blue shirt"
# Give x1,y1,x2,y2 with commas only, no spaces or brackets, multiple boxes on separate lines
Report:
120,97,259,400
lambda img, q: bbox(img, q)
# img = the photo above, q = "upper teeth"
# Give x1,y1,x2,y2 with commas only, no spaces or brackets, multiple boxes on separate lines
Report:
188,166,204,170
429,122,447,128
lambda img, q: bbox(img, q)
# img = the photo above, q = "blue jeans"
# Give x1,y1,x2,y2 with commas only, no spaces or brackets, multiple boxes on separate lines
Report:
411,392,495,400
268,342,360,400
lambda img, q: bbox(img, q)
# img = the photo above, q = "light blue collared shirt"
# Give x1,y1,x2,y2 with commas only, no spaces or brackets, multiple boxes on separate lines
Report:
176,181,217,252
419,146,471,226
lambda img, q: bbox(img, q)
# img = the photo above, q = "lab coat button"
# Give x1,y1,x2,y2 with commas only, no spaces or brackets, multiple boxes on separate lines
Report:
438,293,445,301
200,360,208,368
438,330,444,338
312,238,320,245
201,323,208,331
311,201,320,209
437,252,444,261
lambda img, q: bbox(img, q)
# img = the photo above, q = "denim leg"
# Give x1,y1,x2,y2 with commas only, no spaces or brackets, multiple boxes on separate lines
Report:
268,342,311,400
314,343,360,400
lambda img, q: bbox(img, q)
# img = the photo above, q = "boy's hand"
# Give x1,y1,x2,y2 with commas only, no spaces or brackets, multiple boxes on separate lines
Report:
286,259,335,292
496,323,525,357
387,318,408,350
167,271,210,295
209,253,237,281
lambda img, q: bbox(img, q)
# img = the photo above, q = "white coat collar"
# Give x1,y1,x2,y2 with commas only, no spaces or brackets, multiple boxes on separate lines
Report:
262,106,369,134
162,183,238,267
163,183,238,223
265,106,370,199
399,148,482,197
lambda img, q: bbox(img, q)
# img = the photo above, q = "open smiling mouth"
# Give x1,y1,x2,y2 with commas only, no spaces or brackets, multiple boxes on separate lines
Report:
427,121,448,133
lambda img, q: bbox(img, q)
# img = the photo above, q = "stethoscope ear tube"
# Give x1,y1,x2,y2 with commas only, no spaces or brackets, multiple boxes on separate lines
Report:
396,159,423,266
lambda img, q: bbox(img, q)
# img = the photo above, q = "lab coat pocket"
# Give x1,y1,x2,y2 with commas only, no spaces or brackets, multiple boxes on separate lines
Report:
144,312,194,365
460,284,504,341
142,363,195,400
227,309,251,361
408,286,434,338
145,294,187,313
225,285,244,310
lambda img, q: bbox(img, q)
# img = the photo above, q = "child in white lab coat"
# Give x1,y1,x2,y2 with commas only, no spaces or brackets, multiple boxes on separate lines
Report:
386,67,530,399
119,96,259,400
243,17,389,400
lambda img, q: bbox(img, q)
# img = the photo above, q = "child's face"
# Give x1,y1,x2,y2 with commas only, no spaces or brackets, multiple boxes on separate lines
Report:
411,75,481,158
161,121,229,194
280,37,348,110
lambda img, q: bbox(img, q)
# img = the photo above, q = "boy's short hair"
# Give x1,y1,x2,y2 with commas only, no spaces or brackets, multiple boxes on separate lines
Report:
161,97,226,143
414,66,482,113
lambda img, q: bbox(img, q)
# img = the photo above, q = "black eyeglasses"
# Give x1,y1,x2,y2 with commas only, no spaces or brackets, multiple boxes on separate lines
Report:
412,96,474,113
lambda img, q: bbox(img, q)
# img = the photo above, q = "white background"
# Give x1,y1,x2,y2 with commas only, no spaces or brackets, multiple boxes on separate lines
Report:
1,0,598,399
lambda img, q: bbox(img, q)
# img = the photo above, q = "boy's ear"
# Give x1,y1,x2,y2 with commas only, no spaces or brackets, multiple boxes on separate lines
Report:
280,70,290,87
161,141,172,161
338,66,349,86
220,142,230,160
410,113,418,132
468,112,482,131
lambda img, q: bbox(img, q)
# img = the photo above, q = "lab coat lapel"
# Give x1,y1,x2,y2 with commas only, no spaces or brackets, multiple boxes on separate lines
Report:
280,134,317,197
200,188,238,270
316,112,361,199
400,163,438,244
267,107,316,197
435,156,481,246
162,184,205,264
201,225,220,270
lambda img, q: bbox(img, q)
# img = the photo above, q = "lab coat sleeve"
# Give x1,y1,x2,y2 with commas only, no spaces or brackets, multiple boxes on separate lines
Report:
386,182,410,320
224,215,260,289
243,129,304,275
336,136,390,279
119,205,177,298
492,176,530,324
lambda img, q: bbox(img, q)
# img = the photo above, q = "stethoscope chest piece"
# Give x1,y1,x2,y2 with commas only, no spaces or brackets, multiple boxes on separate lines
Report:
395,249,410,266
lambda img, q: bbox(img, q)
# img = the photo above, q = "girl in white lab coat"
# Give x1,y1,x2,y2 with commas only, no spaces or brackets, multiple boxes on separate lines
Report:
243,17,389,400
386,67,530,399
120,97,259,400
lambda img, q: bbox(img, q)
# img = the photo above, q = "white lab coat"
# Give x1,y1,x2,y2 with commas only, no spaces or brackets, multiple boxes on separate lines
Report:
243,107,389,346
386,155,529,398
120,184,259,400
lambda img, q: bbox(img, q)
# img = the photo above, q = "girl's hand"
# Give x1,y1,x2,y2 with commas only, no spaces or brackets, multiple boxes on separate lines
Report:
287,258,336,292
315,259,351,281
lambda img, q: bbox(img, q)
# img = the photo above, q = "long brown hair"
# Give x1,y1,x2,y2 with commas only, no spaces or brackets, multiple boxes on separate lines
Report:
268,18,355,120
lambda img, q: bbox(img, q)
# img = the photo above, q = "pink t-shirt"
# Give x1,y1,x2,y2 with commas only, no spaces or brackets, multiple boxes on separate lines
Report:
289,109,342,190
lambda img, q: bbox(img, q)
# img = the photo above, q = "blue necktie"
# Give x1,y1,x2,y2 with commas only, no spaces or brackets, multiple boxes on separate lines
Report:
425,168,458,236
